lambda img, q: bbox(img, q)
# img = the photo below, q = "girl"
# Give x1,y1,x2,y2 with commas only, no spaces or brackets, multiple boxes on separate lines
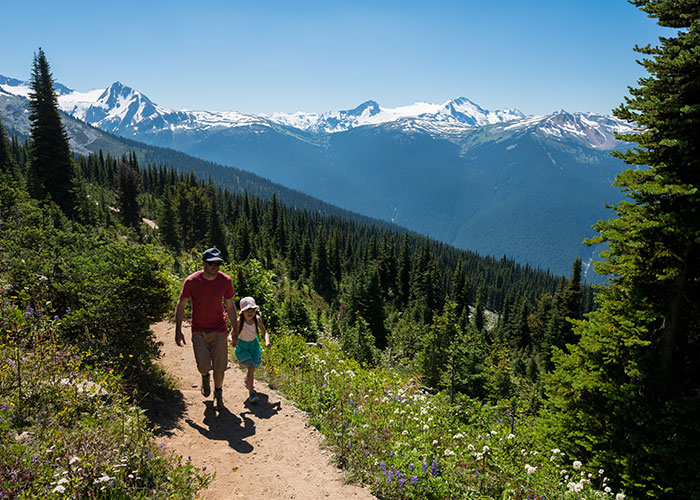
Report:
232,296,270,403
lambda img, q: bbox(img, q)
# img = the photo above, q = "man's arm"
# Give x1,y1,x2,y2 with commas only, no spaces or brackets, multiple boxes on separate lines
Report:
225,297,239,345
175,295,189,347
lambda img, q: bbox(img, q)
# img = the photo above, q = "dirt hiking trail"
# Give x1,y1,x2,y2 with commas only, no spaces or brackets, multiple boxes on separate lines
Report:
147,320,376,500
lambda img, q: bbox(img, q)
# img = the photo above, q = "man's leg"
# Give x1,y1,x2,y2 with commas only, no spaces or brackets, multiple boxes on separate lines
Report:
191,332,212,397
212,331,229,410
213,371,225,390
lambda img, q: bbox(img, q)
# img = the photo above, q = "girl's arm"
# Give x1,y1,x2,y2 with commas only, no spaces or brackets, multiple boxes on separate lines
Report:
258,316,271,348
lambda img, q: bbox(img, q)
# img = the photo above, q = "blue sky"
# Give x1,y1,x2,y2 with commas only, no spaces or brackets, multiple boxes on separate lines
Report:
1,0,670,116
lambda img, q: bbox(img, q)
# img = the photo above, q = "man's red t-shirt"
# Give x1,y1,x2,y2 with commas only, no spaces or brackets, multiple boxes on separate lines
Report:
180,271,235,332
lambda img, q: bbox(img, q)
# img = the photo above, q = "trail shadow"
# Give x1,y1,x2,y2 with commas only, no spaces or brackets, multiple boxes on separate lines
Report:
185,402,255,453
244,392,282,419
141,389,188,437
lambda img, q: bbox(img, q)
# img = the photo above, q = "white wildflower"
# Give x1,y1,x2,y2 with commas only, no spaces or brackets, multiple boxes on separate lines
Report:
467,444,475,451
615,494,625,500
52,486,66,494
573,460,582,469
482,445,490,453
525,464,537,475
507,433,515,440
444,449,455,456
567,481,583,493
432,440,438,445
69,456,81,465
423,424,429,430
453,433,464,440
604,487,612,493
402,430,409,436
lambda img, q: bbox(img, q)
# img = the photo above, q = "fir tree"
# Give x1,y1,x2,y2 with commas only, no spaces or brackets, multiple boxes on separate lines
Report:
26,49,77,215
545,3,700,497
206,187,228,261
159,187,180,252
117,155,142,230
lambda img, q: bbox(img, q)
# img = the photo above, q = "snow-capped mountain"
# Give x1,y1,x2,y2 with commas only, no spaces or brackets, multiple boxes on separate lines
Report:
57,81,269,136
0,74,633,151
265,97,525,134
0,72,636,278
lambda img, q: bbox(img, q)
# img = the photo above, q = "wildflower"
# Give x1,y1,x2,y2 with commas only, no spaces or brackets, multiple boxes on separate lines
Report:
423,424,429,430
69,456,81,465
52,486,66,493
599,469,605,475
453,433,464,440
411,475,418,485
551,448,561,454
430,458,440,476
507,433,515,440
444,449,455,456
432,440,438,445
604,487,612,493
525,464,537,475
402,430,408,436
467,444,475,451
482,445,489,453
567,481,583,493
616,494,625,500
573,460,582,470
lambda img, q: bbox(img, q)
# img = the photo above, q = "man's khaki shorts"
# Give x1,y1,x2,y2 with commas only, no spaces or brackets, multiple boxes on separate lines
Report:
192,331,229,374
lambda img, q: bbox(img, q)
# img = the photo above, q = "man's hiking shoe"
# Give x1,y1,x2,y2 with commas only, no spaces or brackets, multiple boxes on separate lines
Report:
248,391,258,403
213,388,224,410
201,373,211,397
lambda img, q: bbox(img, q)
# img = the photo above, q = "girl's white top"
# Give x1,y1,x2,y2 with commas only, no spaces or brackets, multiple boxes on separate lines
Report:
239,319,258,342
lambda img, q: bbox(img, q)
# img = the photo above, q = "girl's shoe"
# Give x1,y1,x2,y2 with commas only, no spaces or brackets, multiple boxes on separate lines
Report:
248,391,258,403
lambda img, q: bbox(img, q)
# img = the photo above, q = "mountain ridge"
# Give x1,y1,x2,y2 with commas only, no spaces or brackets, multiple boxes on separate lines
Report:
0,72,633,278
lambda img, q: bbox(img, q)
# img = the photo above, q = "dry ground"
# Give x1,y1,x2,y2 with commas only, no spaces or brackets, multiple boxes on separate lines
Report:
147,320,376,500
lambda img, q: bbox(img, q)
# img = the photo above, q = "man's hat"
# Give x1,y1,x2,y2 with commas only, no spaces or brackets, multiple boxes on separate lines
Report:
202,248,224,263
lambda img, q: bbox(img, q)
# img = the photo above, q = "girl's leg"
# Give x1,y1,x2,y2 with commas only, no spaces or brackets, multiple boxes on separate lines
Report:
246,367,255,396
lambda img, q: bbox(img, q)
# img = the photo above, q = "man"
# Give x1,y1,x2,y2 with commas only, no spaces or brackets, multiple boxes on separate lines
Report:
175,248,238,410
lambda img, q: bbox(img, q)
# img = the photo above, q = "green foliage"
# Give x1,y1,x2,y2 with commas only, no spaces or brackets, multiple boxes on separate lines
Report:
339,315,379,366
0,321,210,499
259,333,623,499
544,3,700,498
228,259,280,330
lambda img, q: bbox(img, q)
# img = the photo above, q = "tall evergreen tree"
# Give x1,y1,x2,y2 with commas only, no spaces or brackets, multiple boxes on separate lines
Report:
159,186,180,252
310,229,334,301
206,187,229,261
117,156,142,229
545,3,700,497
397,234,412,307
26,48,77,215
0,111,15,176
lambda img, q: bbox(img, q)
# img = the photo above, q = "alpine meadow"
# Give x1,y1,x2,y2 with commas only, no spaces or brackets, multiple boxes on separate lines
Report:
1,1,698,499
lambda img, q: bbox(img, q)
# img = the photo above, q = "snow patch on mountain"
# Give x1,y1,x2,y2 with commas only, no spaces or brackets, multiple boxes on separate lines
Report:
265,97,525,134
